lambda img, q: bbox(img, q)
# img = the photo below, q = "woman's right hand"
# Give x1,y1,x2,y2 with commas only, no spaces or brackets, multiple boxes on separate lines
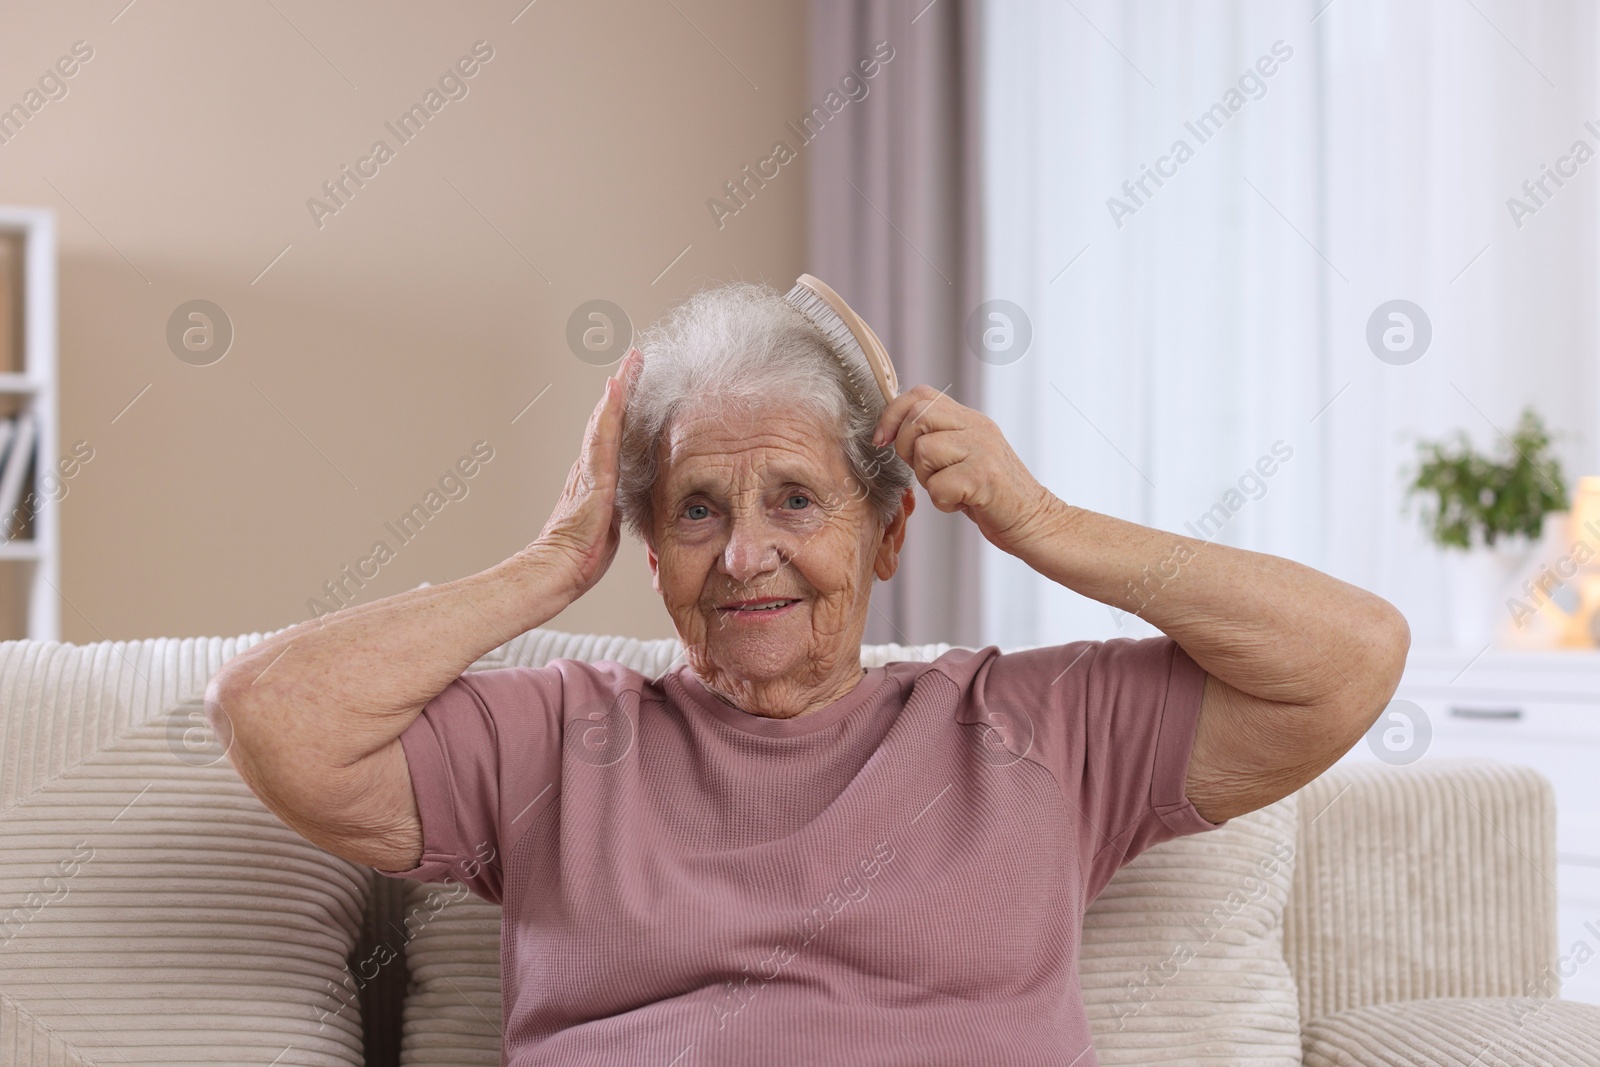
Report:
526,348,641,602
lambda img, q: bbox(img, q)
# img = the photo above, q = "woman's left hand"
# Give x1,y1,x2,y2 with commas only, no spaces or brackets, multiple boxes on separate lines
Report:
872,384,1062,556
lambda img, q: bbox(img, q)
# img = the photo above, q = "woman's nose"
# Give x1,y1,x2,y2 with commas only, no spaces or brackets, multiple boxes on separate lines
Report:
720,513,782,582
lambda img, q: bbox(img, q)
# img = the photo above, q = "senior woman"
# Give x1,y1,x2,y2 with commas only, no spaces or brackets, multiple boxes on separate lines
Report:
211,282,1409,1065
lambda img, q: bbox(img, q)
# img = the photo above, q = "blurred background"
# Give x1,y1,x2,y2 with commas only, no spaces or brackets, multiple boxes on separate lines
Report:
0,0,809,644
0,0,1596,659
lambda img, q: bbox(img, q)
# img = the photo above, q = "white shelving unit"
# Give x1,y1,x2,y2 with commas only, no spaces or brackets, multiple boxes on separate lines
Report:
0,207,59,642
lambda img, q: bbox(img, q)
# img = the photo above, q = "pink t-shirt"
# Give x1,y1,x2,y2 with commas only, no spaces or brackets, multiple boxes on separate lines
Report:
379,636,1217,1066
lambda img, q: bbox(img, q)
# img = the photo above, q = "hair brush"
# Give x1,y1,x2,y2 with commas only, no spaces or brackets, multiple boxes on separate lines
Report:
784,274,899,408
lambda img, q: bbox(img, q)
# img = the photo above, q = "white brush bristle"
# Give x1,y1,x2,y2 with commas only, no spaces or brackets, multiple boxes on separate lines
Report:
785,283,877,410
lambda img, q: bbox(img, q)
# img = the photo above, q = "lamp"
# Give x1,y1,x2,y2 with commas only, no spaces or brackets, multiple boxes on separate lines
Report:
1564,477,1600,647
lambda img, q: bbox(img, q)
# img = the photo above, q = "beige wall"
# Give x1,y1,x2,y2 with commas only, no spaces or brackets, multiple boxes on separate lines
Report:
0,0,808,642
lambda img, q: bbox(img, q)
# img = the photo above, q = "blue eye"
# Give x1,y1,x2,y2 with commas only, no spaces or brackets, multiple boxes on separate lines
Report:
784,494,811,510
684,504,710,521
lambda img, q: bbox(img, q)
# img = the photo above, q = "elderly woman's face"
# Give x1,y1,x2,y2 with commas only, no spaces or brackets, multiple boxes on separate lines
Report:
645,402,905,707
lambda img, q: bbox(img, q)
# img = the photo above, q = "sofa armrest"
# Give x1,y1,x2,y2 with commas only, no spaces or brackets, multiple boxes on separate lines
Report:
1284,760,1558,1023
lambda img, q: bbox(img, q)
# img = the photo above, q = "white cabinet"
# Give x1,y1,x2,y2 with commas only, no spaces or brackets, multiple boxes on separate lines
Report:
1340,647,1600,1005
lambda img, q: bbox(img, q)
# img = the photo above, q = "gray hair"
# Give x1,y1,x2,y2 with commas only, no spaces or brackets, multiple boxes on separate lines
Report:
616,281,914,543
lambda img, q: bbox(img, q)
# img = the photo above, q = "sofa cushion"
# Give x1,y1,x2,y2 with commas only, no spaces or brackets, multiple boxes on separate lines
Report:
1303,996,1600,1066
393,627,1300,1065
1284,761,1558,1022
1080,791,1301,1064
393,884,503,1063
0,636,370,1067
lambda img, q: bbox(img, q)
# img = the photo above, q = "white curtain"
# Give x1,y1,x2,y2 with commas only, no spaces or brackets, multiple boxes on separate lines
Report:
981,0,1598,650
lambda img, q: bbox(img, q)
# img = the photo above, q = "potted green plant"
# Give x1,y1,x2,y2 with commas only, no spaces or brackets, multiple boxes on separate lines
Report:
1403,406,1570,648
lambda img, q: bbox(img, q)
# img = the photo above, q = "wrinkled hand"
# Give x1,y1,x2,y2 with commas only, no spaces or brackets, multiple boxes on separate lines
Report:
872,384,1061,555
529,348,641,601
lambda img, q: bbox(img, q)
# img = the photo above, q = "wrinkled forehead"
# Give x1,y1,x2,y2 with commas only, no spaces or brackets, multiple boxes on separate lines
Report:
657,403,852,495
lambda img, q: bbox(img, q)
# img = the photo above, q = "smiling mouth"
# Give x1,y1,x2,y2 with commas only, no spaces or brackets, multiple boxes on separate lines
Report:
717,597,803,616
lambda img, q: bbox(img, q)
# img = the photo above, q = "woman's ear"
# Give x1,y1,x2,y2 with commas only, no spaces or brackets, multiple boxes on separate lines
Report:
873,487,916,581
645,537,662,594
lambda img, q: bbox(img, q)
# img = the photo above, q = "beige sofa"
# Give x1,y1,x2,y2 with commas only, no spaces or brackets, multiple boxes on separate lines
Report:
2,626,1597,1066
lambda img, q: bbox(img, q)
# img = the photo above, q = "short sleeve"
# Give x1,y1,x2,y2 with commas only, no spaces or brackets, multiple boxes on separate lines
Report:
974,635,1218,903
374,665,564,905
